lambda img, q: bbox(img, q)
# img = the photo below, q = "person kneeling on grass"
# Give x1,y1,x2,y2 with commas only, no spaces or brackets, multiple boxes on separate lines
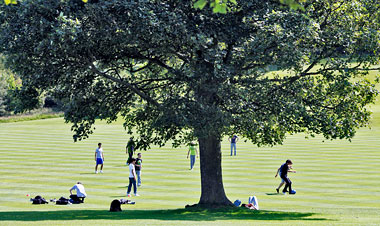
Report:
279,159,296,195
127,158,140,197
69,182,87,203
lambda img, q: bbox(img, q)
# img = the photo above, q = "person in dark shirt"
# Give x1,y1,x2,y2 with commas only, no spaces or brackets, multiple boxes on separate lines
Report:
135,153,143,186
279,159,296,194
126,137,136,164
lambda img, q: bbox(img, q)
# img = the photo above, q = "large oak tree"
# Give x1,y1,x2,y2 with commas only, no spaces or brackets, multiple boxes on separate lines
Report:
0,0,379,207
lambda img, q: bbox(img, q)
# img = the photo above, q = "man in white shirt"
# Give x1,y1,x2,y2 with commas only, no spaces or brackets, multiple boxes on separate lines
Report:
95,143,104,174
69,182,87,203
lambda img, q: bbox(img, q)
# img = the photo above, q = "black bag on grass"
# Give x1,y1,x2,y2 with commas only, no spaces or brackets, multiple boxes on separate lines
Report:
56,197,70,205
32,195,48,204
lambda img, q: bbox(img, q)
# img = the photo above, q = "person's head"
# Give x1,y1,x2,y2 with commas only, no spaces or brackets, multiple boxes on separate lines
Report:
98,143,102,147
190,141,196,146
286,159,293,165
128,158,136,164
137,153,142,158
77,182,82,185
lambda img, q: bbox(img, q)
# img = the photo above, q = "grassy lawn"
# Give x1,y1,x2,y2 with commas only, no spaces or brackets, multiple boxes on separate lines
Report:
0,116,379,225
0,71,379,225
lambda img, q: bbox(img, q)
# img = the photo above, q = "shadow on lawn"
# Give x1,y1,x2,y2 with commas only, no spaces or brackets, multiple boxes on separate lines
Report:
0,208,327,222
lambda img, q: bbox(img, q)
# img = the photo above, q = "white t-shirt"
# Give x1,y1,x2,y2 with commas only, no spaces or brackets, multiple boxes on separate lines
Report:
71,184,87,197
95,148,103,159
129,164,135,178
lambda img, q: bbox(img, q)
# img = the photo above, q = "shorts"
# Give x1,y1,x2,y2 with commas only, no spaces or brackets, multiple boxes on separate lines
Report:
96,158,103,164
279,173,284,183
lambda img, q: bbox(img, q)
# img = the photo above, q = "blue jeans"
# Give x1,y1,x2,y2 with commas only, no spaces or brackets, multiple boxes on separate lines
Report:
190,155,196,169
136,170,141,185
127,177,137,195
230,143,237,156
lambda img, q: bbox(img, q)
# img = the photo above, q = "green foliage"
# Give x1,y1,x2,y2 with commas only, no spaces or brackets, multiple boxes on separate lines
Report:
0,0,379,149
194,0,305,13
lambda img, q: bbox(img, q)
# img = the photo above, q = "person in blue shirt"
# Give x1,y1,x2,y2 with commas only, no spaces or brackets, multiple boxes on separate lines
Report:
228,135,239,156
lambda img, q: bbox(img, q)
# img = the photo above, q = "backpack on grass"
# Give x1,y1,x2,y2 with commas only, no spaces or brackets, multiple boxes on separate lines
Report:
31,195,48,204
56,197,70,205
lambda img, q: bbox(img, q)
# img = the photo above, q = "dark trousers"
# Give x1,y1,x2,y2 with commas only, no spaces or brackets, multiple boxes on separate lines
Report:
70,194,85,203
128,151,133,159
127,177,137,194
281,176,292,193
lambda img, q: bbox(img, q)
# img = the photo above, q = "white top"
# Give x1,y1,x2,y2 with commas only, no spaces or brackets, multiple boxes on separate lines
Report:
95,148,103,159
129,164,135,178
71,184,87,197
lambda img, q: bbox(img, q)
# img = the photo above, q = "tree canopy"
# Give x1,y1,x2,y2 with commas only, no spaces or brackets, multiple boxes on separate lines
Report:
0,0,379,206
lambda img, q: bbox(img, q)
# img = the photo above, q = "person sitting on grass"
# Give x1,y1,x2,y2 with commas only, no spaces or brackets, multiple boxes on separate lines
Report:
69,182,87,203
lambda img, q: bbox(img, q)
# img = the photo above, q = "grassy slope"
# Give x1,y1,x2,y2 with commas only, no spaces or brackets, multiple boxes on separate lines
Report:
0,71,379,225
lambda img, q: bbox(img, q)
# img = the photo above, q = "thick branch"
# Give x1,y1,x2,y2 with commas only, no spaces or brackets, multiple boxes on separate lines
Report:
88,62,160,107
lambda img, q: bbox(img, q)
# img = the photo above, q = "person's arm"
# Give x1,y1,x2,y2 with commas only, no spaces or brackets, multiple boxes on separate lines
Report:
69,186,74,195
187,149,190,158
228,137,231,142
275,168,280,177
95,152,96,161
236,137,239,143
133,167,137,180
102,152,104,161
196,148,199,158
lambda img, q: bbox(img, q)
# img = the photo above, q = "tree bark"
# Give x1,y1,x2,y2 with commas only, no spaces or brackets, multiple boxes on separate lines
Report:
196,135,233,207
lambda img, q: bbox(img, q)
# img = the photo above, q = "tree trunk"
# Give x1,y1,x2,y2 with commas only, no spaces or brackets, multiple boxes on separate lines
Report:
196,135,233,207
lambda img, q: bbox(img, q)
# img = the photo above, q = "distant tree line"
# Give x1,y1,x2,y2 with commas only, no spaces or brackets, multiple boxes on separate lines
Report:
0,56,63,116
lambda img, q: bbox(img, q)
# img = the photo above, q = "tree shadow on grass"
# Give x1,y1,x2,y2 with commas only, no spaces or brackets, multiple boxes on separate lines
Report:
0,208,328,222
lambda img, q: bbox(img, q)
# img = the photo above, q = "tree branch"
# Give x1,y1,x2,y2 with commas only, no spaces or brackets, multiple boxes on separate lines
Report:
88,62,160,107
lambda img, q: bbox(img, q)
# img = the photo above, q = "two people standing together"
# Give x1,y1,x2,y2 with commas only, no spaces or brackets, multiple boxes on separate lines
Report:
126,138,143,197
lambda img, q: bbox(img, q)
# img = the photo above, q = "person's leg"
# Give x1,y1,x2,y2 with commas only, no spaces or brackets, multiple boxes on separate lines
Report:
190,155,195,169
129,152,133,159
132,178,137,195
282,177,291,193
230,143,233,156
127,178,133,195
233,143,237,156
276,181,284,193
277,182,284,189
100,163,103,172
136,170,141,186
95,164,98,173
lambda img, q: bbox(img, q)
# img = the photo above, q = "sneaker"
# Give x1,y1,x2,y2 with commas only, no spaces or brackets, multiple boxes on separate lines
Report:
282,192,286,195
134,193,140,197
95,171,98,174
138,184,141,187
289,190,296,195
276,188,279,193
127,194,131,197
100,170,103,173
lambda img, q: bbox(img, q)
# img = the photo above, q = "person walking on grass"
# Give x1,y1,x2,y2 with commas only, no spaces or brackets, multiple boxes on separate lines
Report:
95,143,104,174
228,134,239,156
279,159,296,194
126,137,136,164
187,141,198,170
135,153,143,186
127,158,139,197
